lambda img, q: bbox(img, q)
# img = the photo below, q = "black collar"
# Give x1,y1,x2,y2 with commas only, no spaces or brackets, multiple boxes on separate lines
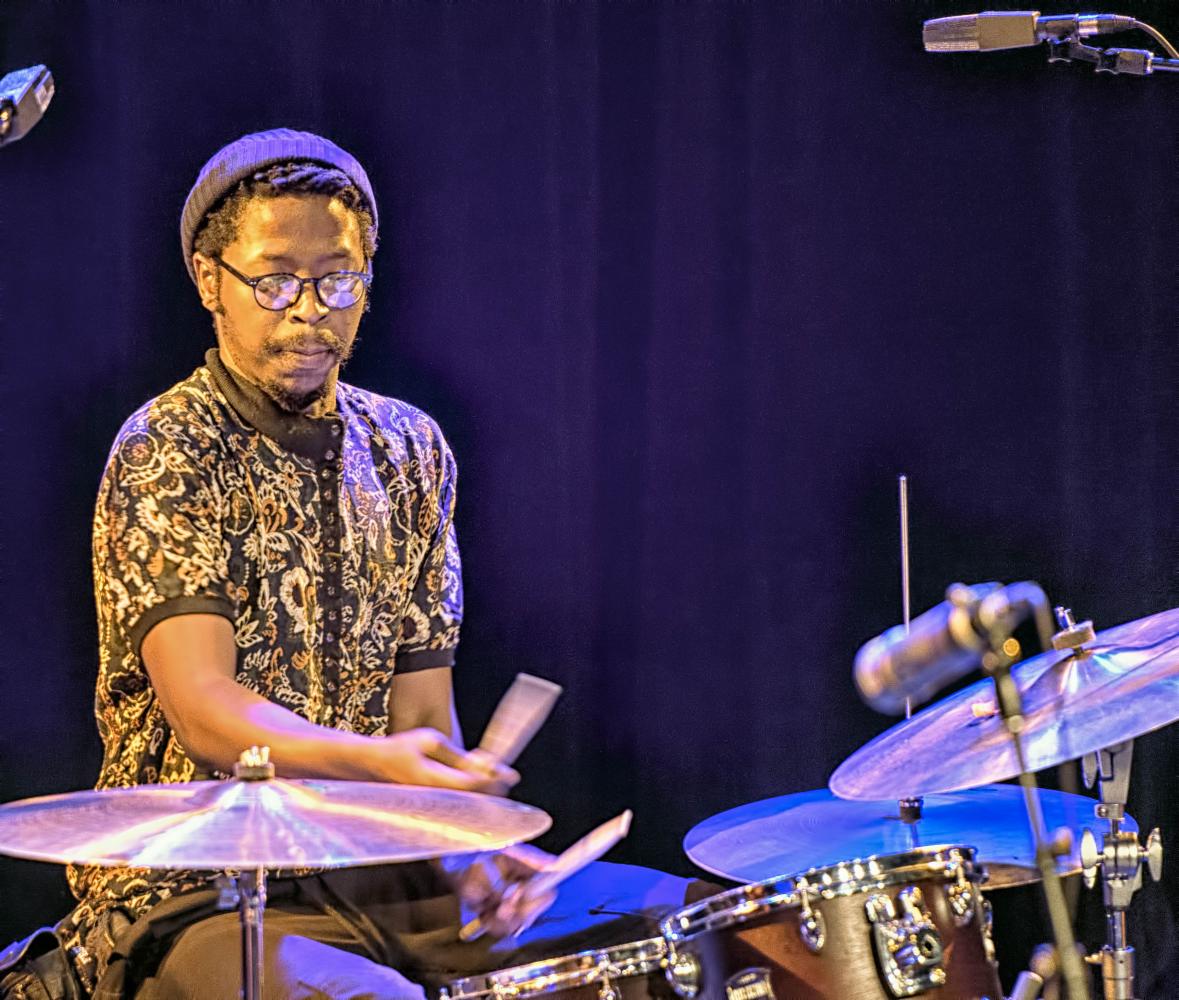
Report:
205,348,342,461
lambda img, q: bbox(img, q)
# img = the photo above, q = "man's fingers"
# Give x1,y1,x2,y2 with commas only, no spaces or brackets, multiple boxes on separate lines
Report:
496,844,554,879
419,736,520,790
487,887,557,938
413,756,495,791
462,748,520,788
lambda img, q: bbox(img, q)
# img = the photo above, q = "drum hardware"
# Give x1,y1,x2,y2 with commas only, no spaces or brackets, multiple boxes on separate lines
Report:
946,864,977,926
795,887,826,953
661,846,1000,1000
595,956,621,1000
864,886,946,997
665,949,701,998
1051,607,1095,652
1076,740,1164,1000
442,937,672,1000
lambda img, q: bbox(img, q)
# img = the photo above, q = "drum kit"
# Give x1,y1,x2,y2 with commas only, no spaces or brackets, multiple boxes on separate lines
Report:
1,480,1177,1000
0,596,1174,1000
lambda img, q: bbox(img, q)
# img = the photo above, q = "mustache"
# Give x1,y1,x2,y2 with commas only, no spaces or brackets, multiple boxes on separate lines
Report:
263,331,348,356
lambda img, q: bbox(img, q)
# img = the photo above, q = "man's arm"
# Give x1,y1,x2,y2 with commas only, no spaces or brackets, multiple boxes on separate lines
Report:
387,667,462,742
142,613,512,791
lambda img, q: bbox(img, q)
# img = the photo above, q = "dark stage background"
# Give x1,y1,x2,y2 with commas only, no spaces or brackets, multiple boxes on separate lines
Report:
3,1,1179,994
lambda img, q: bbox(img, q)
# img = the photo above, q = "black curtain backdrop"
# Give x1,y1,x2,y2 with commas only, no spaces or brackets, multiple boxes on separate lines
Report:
3,1,1178,994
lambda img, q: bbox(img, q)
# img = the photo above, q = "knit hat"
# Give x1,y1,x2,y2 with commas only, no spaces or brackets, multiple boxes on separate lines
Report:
179,128,378,284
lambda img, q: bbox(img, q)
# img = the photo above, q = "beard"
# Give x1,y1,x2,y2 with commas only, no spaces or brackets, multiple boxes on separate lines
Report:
262,376,333,414
218,311,357,414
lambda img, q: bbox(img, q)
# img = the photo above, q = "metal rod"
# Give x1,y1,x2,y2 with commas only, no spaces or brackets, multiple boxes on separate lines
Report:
898,474,912,719
238,868,266,1000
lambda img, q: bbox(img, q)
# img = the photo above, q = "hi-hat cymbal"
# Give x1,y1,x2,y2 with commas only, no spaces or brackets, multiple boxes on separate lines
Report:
685,785,1131,888
830,607,1179,801
0,778,551,869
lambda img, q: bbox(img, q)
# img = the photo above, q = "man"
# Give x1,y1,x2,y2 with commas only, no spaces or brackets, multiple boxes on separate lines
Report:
57,128,541,999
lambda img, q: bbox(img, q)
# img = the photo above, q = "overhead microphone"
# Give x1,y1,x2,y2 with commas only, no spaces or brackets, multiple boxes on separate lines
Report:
923,11,1138,52
854,581,1008,715
0,65,54,149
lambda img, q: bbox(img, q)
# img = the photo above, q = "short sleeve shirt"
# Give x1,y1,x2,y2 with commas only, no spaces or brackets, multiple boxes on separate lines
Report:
63,349,463,976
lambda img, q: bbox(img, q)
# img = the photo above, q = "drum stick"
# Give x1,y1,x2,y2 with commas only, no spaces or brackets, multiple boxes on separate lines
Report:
477,673,563,766
459,810,633,941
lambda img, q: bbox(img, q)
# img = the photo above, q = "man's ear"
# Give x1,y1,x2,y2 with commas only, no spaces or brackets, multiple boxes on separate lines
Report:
192,253,223,315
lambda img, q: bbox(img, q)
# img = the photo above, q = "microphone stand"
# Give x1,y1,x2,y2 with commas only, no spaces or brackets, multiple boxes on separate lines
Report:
1046,37,1179,75
975,583,1091,1000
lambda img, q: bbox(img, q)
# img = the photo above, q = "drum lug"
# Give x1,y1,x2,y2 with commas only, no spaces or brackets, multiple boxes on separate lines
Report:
864,887,946,998
797,890,826,954
596,971,619,1000
665,948,701,998
947,866,977,927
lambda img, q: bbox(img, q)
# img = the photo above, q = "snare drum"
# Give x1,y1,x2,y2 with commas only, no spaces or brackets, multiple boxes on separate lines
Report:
443,938,676,1000
660,846,1001,1000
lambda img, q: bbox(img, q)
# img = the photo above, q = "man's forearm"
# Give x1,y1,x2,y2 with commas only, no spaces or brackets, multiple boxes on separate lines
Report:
176,672,382,778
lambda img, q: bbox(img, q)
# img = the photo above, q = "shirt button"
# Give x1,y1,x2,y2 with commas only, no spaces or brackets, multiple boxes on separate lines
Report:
320,468,332,480
327,585,337,597
324,450,337,461
327,609,339,623
326,632,337,644
330,424,342,437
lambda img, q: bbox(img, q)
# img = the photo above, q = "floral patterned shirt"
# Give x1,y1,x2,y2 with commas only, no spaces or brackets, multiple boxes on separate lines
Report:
61,349,463,984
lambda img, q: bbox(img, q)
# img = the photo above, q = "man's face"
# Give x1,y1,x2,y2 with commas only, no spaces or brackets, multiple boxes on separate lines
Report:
193,193,367,413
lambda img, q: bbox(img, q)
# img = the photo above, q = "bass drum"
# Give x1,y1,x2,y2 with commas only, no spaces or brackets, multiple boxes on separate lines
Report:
660,845,1002,1000
443,937,678,1000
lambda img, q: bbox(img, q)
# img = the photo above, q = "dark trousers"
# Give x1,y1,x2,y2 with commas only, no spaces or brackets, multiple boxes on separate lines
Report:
109,863,703,1000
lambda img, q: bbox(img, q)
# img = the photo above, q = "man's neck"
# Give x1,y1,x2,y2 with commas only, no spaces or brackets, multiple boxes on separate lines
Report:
217,341,339,416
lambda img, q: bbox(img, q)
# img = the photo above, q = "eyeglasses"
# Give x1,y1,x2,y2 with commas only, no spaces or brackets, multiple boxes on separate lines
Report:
215,256,371,311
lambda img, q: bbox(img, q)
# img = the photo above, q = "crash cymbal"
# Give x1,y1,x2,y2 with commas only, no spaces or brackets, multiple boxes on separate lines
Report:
0,778,551,869
684,785,1131,888
830,607,1179,801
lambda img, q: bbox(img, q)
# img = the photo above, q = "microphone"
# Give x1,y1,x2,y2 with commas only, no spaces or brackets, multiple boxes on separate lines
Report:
0,65,54,149
924,12,1138,52
854,582,1004,715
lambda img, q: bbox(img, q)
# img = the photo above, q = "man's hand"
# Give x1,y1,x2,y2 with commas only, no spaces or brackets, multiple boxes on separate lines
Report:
370,728,519,794
453,844,558,940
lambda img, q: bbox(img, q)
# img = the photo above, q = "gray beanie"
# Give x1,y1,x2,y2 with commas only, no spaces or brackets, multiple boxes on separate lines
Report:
179,128,378,284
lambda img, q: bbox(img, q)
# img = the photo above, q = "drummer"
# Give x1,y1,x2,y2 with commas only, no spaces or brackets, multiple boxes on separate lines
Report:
55,128,551,999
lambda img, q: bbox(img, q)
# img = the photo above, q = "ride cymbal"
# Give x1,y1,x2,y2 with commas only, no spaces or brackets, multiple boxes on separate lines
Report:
0,778,551,869
830,607,1179,801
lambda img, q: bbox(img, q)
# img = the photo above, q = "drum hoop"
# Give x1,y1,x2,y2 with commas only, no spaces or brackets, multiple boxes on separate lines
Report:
445,937,668,999
661,844,978,942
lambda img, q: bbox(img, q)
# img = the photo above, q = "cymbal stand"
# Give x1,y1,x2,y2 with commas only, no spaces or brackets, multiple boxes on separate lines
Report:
1079,741,1164,1000
975,583,1090,1000
217,867,267,1000
214,747,276,1000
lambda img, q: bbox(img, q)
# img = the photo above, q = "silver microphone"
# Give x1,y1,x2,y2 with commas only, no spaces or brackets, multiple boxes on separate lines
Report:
854,582,1002,715
924,12,1138,53
0,65,54,148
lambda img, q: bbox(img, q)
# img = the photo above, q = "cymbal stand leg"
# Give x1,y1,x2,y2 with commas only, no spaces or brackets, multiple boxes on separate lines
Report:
238,867,267,1000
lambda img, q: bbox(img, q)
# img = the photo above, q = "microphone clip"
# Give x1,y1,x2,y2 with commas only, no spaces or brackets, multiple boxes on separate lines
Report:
1045,36,1161,75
